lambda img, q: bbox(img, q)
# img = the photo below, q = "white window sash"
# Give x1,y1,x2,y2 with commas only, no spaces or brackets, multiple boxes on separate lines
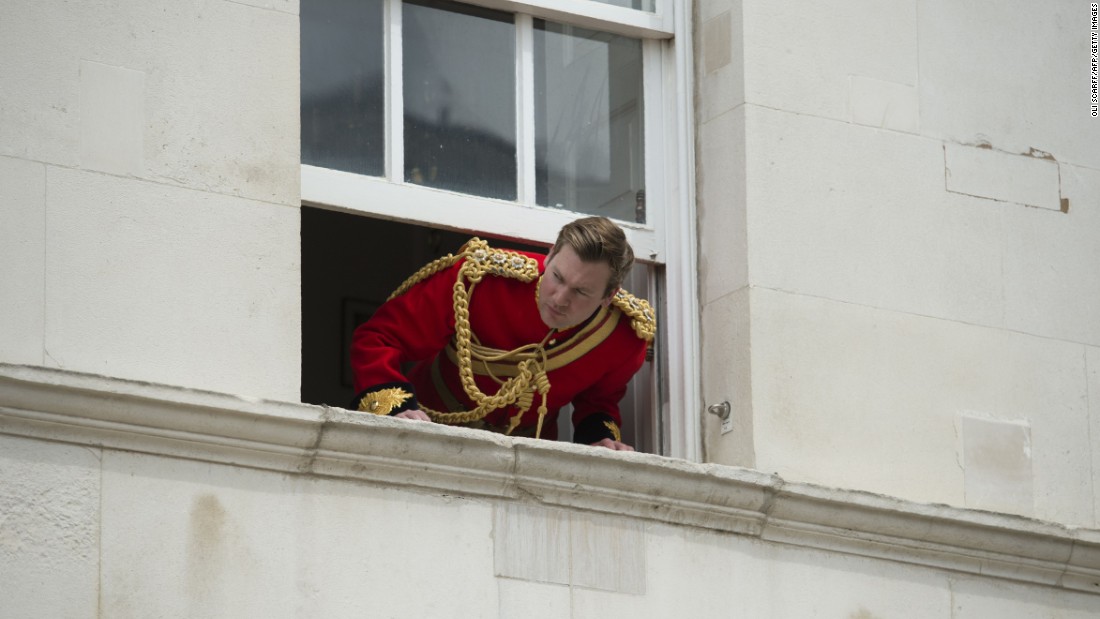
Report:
384,0,403,183
457,0,673,39
661,0,700,461
515,13,537,205
302,165,659,259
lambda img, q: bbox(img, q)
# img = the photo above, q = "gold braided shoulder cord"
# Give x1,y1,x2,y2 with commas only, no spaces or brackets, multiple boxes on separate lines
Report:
611,289,657,342
388,239,549,435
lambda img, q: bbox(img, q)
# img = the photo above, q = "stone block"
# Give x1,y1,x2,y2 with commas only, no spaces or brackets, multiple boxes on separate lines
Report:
79,60,144,176
746,107,1004,328
570,510,645,594
697,105,747,305
227,0,298,13
0,1,81,166
99,451,498,618
698,7,745,123
0,0,298,204
1090,346,1100,529
950,574,1100,618
493,503,645,594
700,287,753,467
919,0,1100,170
849,75,919,133
702,10,732,73
141,0,300,205
0,435,101,619
748,288,1093,526
944,143,1061,210
1001,162,1100,346
497,579,570,619
572,523,751,618
0,156,45,365
743,0,918,121
44,167,300,401
758,543,951,619
494,503,571,585
959,415,1034,516
700,0,740,21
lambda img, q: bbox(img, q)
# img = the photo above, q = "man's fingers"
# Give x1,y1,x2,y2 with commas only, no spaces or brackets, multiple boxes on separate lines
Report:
395,410,431,421
590,438,635,451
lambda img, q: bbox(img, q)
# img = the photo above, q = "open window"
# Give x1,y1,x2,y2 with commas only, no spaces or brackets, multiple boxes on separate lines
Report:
300,210,658,450
300,0,696,457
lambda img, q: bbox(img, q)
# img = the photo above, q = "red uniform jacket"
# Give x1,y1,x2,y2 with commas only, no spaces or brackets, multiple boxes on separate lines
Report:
349,243,654,443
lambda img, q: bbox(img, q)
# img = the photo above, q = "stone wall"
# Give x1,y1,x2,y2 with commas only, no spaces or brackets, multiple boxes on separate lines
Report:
697,0,1100,528
0,0,302,401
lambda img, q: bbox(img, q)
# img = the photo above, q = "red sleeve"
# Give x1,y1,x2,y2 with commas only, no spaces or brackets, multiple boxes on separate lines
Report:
348,259,463,412
570,327,648,443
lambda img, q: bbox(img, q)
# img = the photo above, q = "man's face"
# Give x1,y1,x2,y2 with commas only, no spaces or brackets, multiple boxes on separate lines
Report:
538,244,614,329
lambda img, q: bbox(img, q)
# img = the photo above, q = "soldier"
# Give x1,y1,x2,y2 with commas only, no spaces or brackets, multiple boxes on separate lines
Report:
349,216,655,451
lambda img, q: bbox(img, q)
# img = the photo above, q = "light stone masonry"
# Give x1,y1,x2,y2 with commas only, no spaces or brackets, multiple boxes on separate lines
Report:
700,287,753,468
99,451,498,618
1090,346,1100,526
918,0,1100,171
959,415,1034,517
0,0,299,205
746,107,1005,329
1001,162,1100,347
43,167,301,401
497,579,571,619
0,156,46,366
5,364,1097,617
79,60,144,177
849,75,920,134
742,0,919,121
749,287,1094,527
950,575,1100,619
0,435,100,619
698,7,744,123
697,105,747,305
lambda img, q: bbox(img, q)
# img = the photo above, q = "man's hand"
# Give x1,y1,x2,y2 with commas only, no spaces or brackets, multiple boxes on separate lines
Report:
394,409,432,421
590,438,634,452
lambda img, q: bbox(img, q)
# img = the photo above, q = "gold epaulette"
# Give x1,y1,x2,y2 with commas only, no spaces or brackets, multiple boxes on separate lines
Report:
460,238,539,284
612,288,656,342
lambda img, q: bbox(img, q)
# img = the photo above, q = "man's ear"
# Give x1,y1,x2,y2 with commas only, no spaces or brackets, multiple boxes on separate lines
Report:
600,288,618,308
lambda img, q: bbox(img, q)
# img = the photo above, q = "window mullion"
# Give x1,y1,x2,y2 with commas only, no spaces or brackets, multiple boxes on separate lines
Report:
515,14,536,205
385,0,404,183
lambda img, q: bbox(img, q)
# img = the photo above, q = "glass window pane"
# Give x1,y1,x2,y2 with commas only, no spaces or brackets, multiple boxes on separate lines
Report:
588,0,655,12
535,21,646,223
403,0,516,200
301,0,385,176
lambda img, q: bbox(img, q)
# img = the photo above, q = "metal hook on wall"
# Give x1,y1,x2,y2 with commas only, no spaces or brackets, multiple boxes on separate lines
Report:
707,401,731,421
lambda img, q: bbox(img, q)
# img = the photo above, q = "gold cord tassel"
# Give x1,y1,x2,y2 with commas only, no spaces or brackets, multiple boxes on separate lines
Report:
533,370,550,439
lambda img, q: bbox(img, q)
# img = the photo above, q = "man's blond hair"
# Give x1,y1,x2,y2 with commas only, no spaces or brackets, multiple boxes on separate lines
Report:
549,216,635,298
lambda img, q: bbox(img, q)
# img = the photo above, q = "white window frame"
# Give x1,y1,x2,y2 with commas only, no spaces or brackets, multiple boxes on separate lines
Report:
301,0,700,461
